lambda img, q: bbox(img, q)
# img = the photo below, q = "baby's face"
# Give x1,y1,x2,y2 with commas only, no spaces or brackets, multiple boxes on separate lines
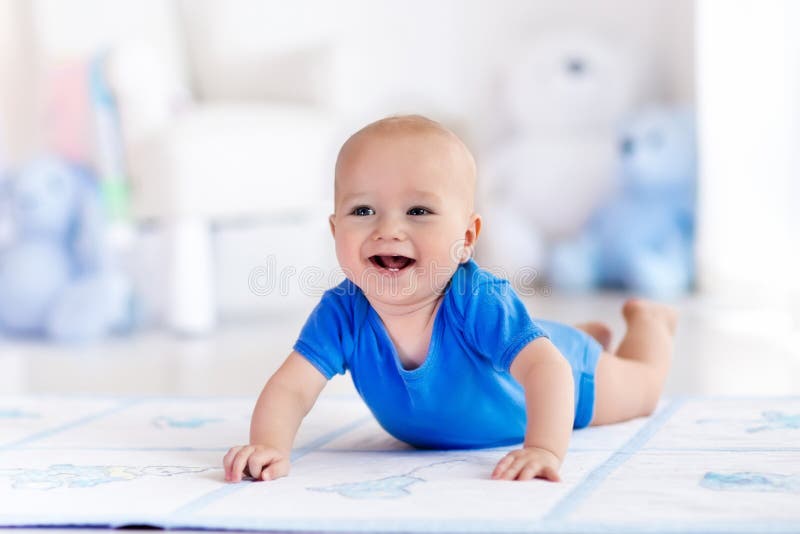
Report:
330,129,480,308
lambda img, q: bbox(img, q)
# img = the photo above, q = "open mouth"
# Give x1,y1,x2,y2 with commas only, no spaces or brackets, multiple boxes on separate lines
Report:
369,255,416,272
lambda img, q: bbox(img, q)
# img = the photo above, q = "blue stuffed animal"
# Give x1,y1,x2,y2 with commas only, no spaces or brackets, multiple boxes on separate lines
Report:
549,107,696,298
0,157,134,342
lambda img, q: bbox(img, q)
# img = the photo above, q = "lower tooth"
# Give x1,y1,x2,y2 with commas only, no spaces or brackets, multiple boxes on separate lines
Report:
389,268,399,272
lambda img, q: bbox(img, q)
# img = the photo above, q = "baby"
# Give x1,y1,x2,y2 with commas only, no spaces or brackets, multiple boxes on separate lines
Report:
224,115,675,482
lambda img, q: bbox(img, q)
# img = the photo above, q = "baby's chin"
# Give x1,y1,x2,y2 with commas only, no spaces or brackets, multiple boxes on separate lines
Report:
363,290,443,312
356,271,452,309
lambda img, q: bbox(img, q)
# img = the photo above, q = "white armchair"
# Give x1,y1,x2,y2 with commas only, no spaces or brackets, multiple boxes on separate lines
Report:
107,40,337,334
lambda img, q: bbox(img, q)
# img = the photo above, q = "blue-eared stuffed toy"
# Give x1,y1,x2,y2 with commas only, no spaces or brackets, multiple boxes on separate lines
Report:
549,107,697,298
0,157,134,342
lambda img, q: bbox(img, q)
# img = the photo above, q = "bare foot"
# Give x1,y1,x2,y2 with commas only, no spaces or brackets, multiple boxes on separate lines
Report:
575,321,613,351
622,298,678,336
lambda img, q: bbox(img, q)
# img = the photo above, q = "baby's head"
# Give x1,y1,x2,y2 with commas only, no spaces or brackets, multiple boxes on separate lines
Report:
330,115,482,307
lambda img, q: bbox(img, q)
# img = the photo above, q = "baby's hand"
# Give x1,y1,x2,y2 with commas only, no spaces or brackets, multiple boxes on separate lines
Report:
223,445,291,482
491,447,561,482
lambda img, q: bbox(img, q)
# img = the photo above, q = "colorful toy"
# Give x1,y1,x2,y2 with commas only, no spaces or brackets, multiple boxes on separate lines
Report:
0,157,135,342
549,107,697,297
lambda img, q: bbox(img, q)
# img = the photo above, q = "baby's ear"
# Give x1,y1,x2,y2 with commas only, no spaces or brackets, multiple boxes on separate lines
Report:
328,214,336,238
465,213,482,246
459,214,482,263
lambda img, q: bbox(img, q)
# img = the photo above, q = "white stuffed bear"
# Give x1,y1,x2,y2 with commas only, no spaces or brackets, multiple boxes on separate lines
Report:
479,29,642,277
502,30,640,132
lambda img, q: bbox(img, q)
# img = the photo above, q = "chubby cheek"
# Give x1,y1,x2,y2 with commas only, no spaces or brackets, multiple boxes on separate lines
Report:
333,234,364,276
412,236,459,288
428,232,465,266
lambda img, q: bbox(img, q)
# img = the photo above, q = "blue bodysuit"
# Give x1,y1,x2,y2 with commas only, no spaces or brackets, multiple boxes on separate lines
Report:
294,259,601,450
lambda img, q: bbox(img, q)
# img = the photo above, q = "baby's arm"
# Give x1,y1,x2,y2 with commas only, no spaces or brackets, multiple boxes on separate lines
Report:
492,337,575,482
223,351,328,482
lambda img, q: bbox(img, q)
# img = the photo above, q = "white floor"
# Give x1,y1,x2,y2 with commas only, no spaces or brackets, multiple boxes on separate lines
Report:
1,291,799,398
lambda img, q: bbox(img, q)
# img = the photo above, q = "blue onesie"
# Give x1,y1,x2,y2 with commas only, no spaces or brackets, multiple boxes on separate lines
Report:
294,259,602,450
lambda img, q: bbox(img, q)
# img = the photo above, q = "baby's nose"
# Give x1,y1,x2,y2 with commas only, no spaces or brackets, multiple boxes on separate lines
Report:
373,214,407,240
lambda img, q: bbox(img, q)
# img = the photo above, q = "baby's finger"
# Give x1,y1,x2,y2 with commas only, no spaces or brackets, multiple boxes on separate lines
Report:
263,458,290,481
247,454,266,481
517,465,539,481
246,449,281,481
230,446,255,482
223,446,243,480
538,465,561,482
501,457,530,481
491,455,515,479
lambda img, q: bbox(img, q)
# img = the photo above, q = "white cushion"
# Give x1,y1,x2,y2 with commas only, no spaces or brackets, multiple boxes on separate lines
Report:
128,103,335,219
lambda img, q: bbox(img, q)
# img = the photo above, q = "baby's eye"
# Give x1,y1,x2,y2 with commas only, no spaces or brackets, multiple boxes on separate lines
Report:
407,206,432,216
351,206,375,216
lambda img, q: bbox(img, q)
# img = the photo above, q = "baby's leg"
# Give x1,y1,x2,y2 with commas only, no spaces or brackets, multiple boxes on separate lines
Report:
575,322,613,351
590,299,676,426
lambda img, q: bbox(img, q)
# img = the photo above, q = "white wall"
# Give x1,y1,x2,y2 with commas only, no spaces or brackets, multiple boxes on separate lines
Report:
0,0,694,164
178,0,694,152
696,0,800,299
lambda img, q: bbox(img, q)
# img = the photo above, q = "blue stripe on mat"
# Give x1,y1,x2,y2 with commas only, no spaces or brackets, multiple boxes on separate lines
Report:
544,397,686,521
170,415,372,517
1,398,140,450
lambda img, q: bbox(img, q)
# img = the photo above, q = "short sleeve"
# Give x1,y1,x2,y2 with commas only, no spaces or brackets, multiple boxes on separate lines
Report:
293,284,354,379
463,280,549,373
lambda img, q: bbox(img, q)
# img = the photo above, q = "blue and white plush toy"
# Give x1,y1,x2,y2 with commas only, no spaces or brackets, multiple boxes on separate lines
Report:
0,157,134,342
549,107,697,298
